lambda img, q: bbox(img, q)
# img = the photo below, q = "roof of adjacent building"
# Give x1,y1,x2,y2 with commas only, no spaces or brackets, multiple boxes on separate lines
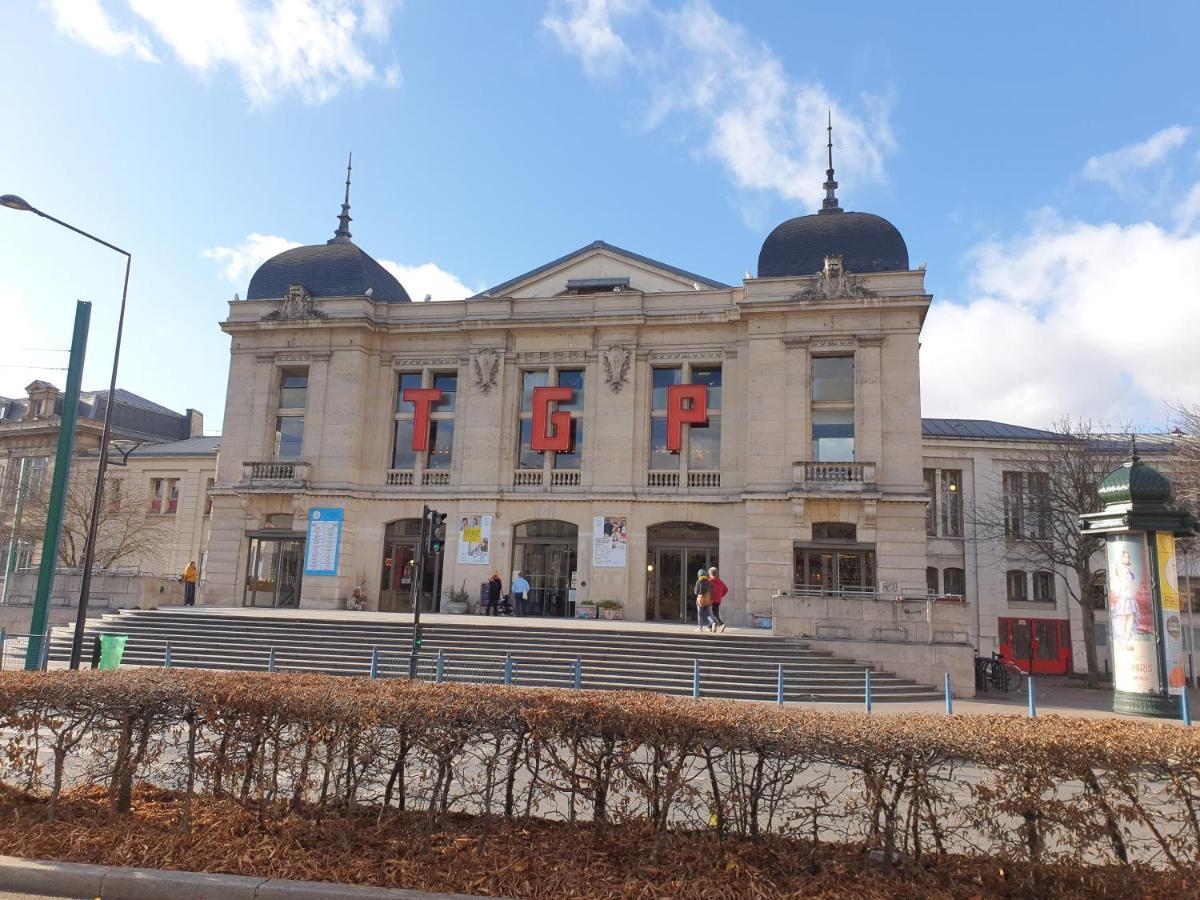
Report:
88,435,222,457
247,240,411,303
921,419,1064,441
472,240,731,298
79,389,181,418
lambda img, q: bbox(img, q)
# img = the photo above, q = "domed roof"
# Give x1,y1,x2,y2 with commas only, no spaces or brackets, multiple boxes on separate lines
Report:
247,241,410,303
757,116,909,278
246,153,411,304
1098,448,1174,508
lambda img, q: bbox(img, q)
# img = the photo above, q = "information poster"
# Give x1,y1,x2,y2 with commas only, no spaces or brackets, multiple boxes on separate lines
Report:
304,508,343,576
1157,533,1186,695
458,514,492,565
1106,534,1159,694
592,516,628,568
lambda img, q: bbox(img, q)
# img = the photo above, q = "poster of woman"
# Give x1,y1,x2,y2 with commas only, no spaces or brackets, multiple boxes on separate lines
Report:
592,516,628,567
457,514,492,565
1106,534,1159,694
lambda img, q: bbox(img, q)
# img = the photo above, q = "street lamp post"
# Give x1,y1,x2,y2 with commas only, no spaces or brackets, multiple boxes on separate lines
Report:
1,194,131,670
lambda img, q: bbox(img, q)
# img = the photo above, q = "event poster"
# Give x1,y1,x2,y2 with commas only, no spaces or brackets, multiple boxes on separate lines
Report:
1157,533,1187,695
458,514,492,565
592,516,628,568
1107,534,1159,694
303,507,342,576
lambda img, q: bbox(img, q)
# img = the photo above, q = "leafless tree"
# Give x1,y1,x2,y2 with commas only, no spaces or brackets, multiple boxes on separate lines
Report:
969,418,1121,687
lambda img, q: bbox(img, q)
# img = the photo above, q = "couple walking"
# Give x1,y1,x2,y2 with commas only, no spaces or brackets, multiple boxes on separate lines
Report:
694,567,727,633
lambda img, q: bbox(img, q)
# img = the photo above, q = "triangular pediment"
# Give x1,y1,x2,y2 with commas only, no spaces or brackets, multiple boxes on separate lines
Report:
472,240,730,299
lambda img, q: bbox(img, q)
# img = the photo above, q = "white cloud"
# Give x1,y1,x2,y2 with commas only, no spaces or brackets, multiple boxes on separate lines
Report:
1081,125,1190,192
0,284,65,400
48,0,158,61
1175,181,1200,233
921,212,1200,427
204,233,302,287
47,0,403,105
544,0,895,206
379,260,472,301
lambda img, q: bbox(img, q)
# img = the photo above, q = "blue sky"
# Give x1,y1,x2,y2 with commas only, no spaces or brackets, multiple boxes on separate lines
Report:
3,0,1200,431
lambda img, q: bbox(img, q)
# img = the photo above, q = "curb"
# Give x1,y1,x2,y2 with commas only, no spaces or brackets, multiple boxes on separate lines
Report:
0,855,497,900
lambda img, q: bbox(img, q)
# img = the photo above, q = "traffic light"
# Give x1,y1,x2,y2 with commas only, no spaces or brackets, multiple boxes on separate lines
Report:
430,511,447,555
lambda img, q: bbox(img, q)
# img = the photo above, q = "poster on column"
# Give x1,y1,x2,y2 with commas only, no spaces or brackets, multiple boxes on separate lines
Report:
1106,534,1159,694
592,516,628,568
1157,533,1186,695
304,508,342,576
458,514,492,565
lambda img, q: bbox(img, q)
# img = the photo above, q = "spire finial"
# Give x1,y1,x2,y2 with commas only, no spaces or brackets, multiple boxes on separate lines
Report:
820,110,842,215
329,151,353,244
1129,433,1141,465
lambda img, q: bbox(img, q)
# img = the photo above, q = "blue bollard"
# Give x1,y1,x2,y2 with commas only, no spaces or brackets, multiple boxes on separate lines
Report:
370,646,380,680
863,669,873,713
164,642,172,669
267,647,277,673
776,664,785,705
503,653,513,686
692,658,701,699
573,655,582,690
944,672,953,715
0,627,6,669
1027,675,1037,718
436,650,445,684
1183,686,1191,727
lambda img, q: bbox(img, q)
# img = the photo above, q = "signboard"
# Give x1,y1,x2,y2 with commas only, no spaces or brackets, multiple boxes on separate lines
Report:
1157,533,1186,695
1106,534,1159,694
592,516,628,568
458,514,492,565
304,507,343,576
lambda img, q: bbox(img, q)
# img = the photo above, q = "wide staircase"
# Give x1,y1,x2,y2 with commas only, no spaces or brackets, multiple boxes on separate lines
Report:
47,609,943,703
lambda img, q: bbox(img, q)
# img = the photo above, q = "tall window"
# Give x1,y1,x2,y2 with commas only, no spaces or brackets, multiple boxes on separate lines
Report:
1006,570,1028,602
649,364,722,471
926,566,939,594
924,467,963,537
518,368,584,471
204,477,214,515
943,567,965,597
1003,471,1050,539
1032,571,1056,602
274,369,307,461
149,478,179,515
811,356,853,462
392,370,458,473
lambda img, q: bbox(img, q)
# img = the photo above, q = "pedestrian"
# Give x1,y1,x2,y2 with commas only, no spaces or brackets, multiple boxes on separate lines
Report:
182,560,198,607
511,570,530,616
708,566,727,633
694,568,714,633
486,573,502,616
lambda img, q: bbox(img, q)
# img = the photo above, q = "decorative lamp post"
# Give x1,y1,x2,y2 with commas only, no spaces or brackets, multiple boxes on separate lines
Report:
1080,441,1198,718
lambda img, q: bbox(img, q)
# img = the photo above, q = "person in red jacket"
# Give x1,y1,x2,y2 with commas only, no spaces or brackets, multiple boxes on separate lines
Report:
708,566,728,633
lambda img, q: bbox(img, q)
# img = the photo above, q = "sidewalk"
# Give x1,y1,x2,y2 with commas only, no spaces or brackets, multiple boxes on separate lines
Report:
0,855,496,900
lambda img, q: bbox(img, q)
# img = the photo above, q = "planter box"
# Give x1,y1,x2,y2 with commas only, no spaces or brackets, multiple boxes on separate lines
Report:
751,614,773,630
576,605,597,619
599,608,624,621
442,600,467,615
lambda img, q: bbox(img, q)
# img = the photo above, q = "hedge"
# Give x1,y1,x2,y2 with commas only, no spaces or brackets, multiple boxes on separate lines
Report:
0,669,1197,872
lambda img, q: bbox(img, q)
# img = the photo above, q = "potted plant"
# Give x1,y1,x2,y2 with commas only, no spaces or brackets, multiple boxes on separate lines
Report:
596,599,624,621
576,599,598,619
444,582,471,614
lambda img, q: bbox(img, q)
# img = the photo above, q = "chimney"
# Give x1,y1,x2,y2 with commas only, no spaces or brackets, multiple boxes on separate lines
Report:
186,408,205,438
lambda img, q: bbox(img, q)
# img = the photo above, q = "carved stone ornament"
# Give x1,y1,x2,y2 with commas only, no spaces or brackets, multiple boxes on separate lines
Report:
263,284,327,321
472,348,501,394
791,255,876,301
600,345,632,393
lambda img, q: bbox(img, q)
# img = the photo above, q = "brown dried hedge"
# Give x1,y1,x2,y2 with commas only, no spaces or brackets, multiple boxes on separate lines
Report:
0,669,1197,877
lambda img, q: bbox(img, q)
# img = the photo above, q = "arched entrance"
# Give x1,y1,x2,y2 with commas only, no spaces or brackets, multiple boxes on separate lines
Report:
512,520,578,617
380,519,443,612
646,522,719,623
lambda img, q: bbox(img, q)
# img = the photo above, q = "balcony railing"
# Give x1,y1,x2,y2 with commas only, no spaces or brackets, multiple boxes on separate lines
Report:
513,469,582,489
550,470,581,487
386,470,414,486
647,471,680,488
242,461,310,488
513,469,543,487
794,461,876,490
688,471,721,488
422,471,451,486
648,470,722,488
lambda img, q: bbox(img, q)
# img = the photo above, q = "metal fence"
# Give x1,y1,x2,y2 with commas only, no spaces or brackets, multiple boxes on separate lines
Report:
0,630,49,671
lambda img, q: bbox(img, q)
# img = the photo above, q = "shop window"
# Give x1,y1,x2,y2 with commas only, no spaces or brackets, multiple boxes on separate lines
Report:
1006,570,1028,602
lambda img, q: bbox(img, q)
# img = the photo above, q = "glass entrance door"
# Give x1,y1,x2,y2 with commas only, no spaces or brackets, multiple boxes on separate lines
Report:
514,541,577,616
647,546,717,623
380,519,443,612
244,536,305,608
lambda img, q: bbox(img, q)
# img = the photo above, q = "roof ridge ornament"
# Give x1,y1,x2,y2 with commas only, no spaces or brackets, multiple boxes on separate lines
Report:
820,110,842,215
329,151,353,244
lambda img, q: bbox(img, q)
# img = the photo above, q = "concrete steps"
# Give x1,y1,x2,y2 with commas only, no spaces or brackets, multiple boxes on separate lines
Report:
48,609,944,703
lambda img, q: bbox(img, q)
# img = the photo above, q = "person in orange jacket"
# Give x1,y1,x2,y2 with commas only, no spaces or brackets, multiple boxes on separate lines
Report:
182,561,198,607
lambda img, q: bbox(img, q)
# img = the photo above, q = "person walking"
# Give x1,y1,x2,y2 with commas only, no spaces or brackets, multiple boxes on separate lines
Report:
182,560,198,607
511,570,530,616
708,566,727,633
486,573,502,616
694,568,715,633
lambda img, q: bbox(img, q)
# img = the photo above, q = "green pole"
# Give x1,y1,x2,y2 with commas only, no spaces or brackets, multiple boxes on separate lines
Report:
26,301,91,670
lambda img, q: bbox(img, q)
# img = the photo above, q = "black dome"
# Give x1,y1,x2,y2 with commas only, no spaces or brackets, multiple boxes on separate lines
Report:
758,209,909,278
247,240,411,303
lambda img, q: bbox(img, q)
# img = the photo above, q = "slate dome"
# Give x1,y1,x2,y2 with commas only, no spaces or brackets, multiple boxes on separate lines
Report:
1098,450,1174,507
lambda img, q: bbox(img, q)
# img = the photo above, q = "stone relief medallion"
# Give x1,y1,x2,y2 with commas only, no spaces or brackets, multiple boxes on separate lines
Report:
791,255,876,301
263,284,327,321
600,345,632,393
472,348,501,394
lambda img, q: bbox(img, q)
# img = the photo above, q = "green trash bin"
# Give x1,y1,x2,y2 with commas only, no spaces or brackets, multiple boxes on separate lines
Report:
98,634,129,670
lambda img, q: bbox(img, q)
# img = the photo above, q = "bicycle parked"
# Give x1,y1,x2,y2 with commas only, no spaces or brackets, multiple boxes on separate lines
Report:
974,654,1024,693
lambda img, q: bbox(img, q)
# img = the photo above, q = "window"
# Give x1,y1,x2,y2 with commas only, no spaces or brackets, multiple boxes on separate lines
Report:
517,368,585,473
1003,470,1050,540
149,478,179,515
924,469,936,535
274,369,307,462
392,369,459,474
926,566,939,595
925,467,963,537
943,567,965,597
104,477,121,512
1032,571,1056,603
810,356,854,462
1006,570,1028,602
794,545,876,594
648,364,721,474
813,522,857,542
204,478,214,515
